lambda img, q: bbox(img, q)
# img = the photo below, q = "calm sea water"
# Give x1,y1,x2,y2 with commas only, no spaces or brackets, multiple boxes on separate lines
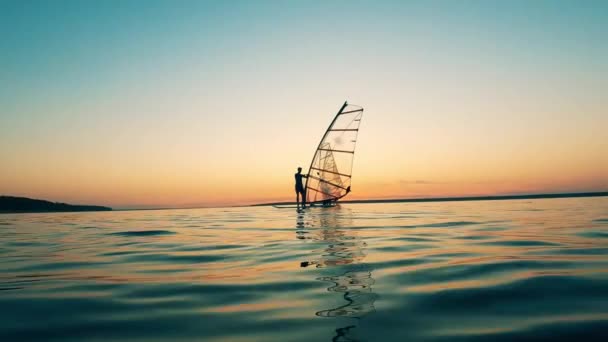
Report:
1,197,607,341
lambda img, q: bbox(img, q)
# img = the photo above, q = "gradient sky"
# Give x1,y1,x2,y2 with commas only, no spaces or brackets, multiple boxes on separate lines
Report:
1,0,607,208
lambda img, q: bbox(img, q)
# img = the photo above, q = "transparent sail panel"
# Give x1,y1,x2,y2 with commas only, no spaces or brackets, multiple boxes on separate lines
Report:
306,103,363,204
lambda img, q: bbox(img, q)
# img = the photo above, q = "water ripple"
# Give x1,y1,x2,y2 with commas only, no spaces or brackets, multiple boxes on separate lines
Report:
0,197,606,341
108,230,176,236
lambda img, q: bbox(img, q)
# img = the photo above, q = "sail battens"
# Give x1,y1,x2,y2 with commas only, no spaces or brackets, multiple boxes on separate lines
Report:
328,128,359,132
310,167,352,178
339,109,364,115
317,148,354,154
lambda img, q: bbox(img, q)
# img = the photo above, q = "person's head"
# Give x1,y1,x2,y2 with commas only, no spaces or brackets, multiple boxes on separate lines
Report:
297,167,302,173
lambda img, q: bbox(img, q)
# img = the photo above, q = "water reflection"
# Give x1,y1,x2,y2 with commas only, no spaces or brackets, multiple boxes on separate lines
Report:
297,207,377,341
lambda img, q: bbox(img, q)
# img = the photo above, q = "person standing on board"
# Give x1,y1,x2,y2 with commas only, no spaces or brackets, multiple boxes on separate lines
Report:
295,167,308,208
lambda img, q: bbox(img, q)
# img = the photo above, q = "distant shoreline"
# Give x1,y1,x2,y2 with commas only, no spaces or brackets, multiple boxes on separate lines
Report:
0,196,112,214
251,191,608,207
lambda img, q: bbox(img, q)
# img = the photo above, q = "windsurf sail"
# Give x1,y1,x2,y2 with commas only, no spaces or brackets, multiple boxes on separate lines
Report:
305,102,363,205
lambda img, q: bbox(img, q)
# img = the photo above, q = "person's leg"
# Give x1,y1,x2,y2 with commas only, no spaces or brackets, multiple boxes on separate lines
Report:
302,190,306,208
296,191,300,207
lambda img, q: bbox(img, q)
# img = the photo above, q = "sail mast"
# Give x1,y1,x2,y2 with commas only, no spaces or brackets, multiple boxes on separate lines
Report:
304,101,349,205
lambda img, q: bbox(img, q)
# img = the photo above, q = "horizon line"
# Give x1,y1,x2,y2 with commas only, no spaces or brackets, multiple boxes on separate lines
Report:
250,191,608,208
2,190,606,213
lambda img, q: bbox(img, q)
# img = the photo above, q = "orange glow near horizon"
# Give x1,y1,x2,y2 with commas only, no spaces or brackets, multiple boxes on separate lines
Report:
1,98,607,208
1,151,605,208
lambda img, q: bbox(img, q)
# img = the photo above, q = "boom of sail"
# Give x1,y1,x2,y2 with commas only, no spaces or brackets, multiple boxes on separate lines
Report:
305,102,364,205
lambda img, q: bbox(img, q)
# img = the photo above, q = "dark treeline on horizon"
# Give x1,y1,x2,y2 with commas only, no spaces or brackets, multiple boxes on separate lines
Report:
0,196,112,213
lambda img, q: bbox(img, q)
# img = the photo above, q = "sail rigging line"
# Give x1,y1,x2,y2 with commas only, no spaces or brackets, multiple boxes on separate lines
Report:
304,101,363,205
310,167,352,178
317,148,355,154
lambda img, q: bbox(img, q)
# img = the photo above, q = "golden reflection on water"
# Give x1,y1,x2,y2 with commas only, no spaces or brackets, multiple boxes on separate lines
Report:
296,207,378,340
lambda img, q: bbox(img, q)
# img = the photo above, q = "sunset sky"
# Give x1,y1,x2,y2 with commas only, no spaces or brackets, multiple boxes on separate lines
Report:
1,0,606,208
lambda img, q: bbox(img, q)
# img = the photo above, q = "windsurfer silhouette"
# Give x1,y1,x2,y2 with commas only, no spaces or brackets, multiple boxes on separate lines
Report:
295,167,308,208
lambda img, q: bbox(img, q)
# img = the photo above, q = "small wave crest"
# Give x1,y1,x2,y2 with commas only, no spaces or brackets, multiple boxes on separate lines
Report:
108,230,175,237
